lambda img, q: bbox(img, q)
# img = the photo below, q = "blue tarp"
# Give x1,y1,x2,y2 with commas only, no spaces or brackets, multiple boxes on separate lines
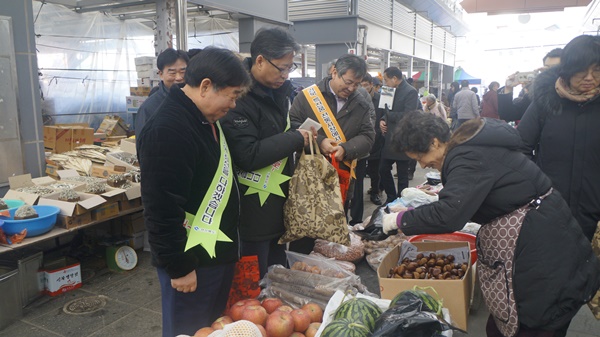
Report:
454,67,481,85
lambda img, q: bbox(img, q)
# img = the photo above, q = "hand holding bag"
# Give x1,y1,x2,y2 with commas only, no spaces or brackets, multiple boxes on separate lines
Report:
279,136,350,245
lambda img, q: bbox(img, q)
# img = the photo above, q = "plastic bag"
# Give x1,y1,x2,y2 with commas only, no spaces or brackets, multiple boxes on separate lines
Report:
314,233,365,262
371,300,465,337
400,188,439,208
309,252,356,274
226,255,261,310
354,206,395,241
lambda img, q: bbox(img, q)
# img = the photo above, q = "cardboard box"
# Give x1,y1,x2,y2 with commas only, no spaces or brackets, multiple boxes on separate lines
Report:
124,183,141,200
45,163,60,178
128,231,145,250
105,151,138,171
97,116,129,137
377,241,472,331
37,192,106,216
40,258,82,296
125,96,147,114
119,197,142,211
4,174,45,205
43,125,94,153
130,86,152,96
91,164,126,178
57,212,92,230
91,202,120,221
120,138,136,155
121,211,145,235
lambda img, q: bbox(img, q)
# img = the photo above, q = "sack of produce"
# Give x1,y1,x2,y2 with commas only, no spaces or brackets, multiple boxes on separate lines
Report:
314,233,365,263
280,138,350,245
309,252,356,274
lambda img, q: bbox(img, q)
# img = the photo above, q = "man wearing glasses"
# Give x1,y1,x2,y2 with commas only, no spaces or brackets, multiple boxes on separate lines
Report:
288,54,375,254
221,27,311,277
135,48,189,134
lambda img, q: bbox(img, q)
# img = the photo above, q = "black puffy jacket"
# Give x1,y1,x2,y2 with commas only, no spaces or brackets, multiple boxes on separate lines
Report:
220,58,305,242
400,118,600,329
518,67,600,240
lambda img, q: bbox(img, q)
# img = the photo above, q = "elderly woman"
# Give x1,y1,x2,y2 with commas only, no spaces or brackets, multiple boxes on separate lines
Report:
481,81,500,119
518,35,600,242
423,94,447,119
383,112,600,337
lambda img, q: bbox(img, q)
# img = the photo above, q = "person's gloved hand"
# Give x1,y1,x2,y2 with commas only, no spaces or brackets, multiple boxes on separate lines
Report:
382,212,399,234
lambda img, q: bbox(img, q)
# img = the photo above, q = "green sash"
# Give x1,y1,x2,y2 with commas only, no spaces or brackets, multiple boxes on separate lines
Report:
237,116,292,206
184,121,233,258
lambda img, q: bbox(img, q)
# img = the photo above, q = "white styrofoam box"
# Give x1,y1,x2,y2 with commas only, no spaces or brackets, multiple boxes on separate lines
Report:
135,64,154,72
134,56,155,66
137,78,152,87
137,69,156,78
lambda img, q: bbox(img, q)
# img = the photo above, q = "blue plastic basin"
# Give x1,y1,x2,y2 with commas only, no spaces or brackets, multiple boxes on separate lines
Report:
2,199,26,209
2,205,61,237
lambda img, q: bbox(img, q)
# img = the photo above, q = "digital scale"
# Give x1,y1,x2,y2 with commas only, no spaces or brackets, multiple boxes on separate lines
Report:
105,245,138,272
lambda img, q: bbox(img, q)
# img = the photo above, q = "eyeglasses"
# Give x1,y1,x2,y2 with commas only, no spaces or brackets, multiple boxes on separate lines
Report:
340,74,361,89
572,66,600,81
266,58,298,75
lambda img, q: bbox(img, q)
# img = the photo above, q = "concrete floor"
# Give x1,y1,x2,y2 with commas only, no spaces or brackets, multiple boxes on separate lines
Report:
1,166,599,337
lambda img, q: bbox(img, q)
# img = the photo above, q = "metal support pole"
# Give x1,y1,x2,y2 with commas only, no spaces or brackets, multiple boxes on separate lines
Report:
176,0,188,51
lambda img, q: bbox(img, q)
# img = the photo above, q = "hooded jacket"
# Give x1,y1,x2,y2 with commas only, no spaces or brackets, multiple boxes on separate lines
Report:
220,58,305,242
399,118,600,329
518,67,600,240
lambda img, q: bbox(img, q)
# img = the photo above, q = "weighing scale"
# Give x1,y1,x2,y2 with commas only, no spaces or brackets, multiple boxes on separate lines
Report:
106,245,138,272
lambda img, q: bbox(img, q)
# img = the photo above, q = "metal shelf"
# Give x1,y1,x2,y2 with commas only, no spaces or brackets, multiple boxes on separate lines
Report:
0,206,144,254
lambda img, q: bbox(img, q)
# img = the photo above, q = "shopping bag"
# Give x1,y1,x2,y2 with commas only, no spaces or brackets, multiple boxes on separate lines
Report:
588,221,600,320
226,255,260,309
330,155,351,205
279,137,350,245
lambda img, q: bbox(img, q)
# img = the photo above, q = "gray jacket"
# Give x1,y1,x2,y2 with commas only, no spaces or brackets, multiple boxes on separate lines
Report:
452,87,480,120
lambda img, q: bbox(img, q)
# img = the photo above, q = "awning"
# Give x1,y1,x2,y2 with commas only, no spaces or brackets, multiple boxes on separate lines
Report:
412,71,431,81
454,67,481,85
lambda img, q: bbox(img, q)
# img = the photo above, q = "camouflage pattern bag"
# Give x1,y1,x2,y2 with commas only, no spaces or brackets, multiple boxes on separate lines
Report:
588,221,600,320
279,138,350,245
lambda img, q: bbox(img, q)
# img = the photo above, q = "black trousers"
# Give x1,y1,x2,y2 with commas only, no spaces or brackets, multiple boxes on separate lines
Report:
158,263,235,337
379,159,409,203
241,238,287,278
349,159,367,225
366,158,381,194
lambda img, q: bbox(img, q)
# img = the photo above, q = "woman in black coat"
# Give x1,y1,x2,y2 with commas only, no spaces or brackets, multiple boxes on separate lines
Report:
518,34,600,241
382,112,600,337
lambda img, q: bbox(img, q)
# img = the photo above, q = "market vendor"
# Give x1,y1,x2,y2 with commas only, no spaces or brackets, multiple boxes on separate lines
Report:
382,112,600,337
137,48,250,337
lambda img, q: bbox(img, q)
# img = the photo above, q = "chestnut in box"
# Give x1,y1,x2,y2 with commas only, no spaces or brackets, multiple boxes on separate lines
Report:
377,241,472,331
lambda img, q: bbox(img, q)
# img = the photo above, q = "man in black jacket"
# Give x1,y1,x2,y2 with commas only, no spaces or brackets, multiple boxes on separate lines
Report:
220,28,310,277
134,48,189,134
379,67,419,203
137,48,250,337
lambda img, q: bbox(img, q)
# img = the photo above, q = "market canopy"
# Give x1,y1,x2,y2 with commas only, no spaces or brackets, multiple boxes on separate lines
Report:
454,67,481,85
411,71,431,81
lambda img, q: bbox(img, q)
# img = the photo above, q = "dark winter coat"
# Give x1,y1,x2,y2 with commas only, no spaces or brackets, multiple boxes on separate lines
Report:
399,118,600,329
368,92,385,160
289,76,375,171
135,81,168,134
381,80,419,160
480,89,499,119
220,59,304,242
137,86,240,279
518,67,600,240
497,88,531,122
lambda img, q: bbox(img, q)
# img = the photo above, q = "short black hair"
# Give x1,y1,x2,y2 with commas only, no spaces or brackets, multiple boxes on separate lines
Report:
362,73,373,83
543,48,562,64
157,48,189,71
384,67,403,80
451,81,460,91
392,111,451,154
335,54,367,79
250,27,300,64
471,87,478,93
184,47,251,90
558,35,600,82
187,48,203,60
460,80,470,88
